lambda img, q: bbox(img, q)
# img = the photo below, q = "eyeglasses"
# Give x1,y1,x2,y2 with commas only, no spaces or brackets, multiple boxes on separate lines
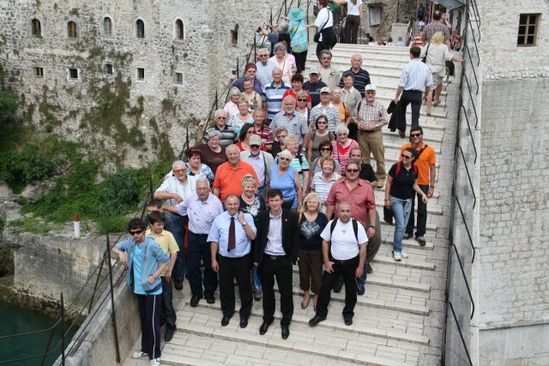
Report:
258,54,269,57
174,168,186,173
346,169,359,173
277,135,287,139
297,98,307,102
279,157,291,161
320,147,332,151
129,230,143,236
217,116,226,120
337,133,348,136
410,133,421,137
401,154,412,159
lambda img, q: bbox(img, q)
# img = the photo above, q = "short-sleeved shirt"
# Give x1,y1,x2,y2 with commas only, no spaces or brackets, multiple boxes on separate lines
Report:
155,175,197,208
207,211,257,258
309,104,341,132
299,212,329,251
270,112,309,143
311,171,342,204
332,139,360,172
205,125,237,148
303,80,328,107
176,193,223,234
320,219,368,260
399,59,433,92
213,161,259,202
319,66,341,92
239,196,266,219
388,162,418,200
269,165,298,207
282,88,312,105
338,68,371,96
353,100,388,131
198,144,227,175
326,178,376,226
256,60,275,88
263,82,291,120
399,142,436,186
145,229,179,277
289,153,309,187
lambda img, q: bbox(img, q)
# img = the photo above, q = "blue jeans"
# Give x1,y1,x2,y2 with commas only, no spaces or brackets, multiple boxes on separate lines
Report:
252,267,262,295
164,213,186,281
390,196,413,253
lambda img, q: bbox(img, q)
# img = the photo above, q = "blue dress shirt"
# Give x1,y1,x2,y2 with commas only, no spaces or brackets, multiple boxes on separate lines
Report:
207,211,257,258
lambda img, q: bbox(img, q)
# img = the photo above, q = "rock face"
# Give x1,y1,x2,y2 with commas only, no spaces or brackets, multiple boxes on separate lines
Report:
0,0,280,166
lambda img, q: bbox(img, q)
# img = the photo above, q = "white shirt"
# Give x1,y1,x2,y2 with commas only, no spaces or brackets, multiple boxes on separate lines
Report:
320,219,367,260
347,0,363,16
176,193,223,234
265,211,285,256
155,175,197,209
314,8,333,42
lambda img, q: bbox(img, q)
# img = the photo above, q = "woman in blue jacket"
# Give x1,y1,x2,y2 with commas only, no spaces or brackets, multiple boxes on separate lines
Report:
112,218,169,366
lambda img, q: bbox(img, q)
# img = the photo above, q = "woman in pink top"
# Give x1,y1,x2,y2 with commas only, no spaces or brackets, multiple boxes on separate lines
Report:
331,124,359,174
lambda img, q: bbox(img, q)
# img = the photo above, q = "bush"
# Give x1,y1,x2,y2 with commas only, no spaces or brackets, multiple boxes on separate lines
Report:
0,89,17,127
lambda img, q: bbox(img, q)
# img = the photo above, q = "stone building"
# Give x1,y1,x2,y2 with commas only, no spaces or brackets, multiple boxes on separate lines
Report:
0,0,279,165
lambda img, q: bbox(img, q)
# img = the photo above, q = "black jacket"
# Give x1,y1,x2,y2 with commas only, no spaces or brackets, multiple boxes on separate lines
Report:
387,100,406,132
254,209,299,265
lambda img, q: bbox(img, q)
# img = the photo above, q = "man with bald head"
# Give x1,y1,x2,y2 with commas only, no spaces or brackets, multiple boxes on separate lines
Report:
263,67,290,122
270,95,309,145
309,201,368,327
338,53,371,97
213,145,259,202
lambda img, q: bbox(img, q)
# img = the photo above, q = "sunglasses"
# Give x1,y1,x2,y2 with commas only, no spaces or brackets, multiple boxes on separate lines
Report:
279,157,291,161
320,147,332,151
129,230,143,236
317,121,327,124
346,169,359,173
401,154,412,159
217,116,226,120
297,98,307,102
410,133,421,137
250,144,260,148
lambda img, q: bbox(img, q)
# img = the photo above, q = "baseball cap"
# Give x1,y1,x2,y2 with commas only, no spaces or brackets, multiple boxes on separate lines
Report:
365,84,377,92
320,86,331,94
249,134,262,146
309,67,320,75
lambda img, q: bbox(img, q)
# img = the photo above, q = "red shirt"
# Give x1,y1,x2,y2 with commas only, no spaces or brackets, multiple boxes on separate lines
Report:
326,178,376,226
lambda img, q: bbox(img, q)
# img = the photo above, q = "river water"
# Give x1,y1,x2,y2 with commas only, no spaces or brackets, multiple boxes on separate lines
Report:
0,300,77,366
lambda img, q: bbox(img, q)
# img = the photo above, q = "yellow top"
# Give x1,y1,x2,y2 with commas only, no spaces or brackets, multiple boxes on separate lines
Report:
145,229,179,277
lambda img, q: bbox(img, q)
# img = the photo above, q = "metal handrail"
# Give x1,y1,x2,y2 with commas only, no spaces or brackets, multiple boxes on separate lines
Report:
464,46,479,95
467,20,480,67
469,0,481,36
448,302,474,366
452,193,476,264
451,244,475,319
457,145,477,209
463,73,479,129
461,105,478,164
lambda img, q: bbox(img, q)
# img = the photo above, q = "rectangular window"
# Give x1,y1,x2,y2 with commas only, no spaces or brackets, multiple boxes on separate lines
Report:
69,68,79,79
137,68,145,81
104,63,113,75
369,7,381,26
34,67,44,78
517,13,540,46
174,72,183,84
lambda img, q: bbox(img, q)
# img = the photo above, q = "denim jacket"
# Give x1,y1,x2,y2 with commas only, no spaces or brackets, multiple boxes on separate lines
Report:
115,236,169,294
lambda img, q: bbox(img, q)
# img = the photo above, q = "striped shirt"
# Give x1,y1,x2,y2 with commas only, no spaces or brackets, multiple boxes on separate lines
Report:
205,125,237,148
352,100,388,131
399,59,433,92
311,171,342,204
309,103,341,132
421,20,451,43
270,112,309,143
338,68,371,96
263,81,290,120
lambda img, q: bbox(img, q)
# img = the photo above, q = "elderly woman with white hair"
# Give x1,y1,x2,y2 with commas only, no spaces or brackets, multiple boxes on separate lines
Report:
223,87,242,119
331,124,359,173
269,149,302,210
270,42,296,83
197,130,227,175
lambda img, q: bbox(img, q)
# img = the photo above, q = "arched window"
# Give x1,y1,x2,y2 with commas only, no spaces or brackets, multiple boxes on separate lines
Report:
136,19,145,38
31,19,41,37
103,17,112,36
67,21,77,38
175,19,184,40
230,24,239,47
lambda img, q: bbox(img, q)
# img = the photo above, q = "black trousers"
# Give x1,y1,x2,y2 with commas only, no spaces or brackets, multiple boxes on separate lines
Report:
160,278,176,332
260,256,294,326
400,90,423,131
406,184,429,236
344,15,360,44
293,51,308,74
218,255,252,319
316,256,359,319
136,294,162,360
188,232,218,298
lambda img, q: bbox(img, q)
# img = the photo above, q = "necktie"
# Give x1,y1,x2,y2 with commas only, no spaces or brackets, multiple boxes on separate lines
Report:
228,216,236,251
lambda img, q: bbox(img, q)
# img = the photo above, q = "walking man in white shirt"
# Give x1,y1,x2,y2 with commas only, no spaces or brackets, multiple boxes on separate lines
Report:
309,202,367,327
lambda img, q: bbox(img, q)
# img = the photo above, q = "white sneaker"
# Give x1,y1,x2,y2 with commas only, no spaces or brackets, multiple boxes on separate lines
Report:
132,351,147,359
401,252,409,259
393,252,402,261
151,358,161,366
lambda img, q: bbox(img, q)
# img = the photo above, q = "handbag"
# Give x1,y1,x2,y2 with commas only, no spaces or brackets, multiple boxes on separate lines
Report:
314,9,331,43
421,42,430,63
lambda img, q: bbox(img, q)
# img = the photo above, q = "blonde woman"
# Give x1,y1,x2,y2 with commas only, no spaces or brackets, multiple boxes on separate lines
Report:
228,98,254,135
269,149,302,210
421,31,463,113
297,192,328,309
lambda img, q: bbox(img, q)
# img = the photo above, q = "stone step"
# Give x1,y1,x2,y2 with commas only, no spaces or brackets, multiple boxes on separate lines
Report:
372,254,436,271
365,261,432,290
334,43,411,54
177,301,429,347
374,189,441,208
380,233,435,250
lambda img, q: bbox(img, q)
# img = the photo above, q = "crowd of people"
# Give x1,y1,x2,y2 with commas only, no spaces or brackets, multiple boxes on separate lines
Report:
110,5,453,365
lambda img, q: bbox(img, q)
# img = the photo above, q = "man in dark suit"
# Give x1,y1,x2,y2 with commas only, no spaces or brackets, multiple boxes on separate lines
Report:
254,189,299,339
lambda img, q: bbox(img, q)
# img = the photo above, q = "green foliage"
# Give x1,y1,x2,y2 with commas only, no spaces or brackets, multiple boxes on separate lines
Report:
89,46,103,58
0,89,17,126
10,216,51,234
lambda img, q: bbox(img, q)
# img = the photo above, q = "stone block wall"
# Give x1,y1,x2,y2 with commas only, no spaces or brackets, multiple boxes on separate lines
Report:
0,0,280,166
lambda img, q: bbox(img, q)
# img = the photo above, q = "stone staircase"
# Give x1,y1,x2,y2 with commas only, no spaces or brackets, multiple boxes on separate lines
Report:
123,43,459,366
